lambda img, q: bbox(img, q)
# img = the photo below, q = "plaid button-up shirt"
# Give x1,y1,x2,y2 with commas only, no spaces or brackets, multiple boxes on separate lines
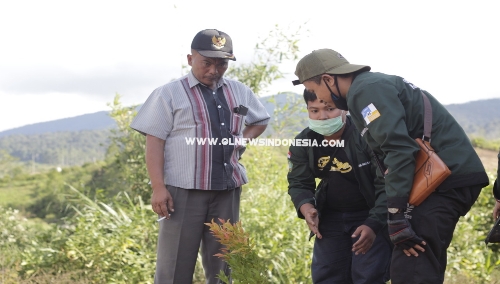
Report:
130,71,270,190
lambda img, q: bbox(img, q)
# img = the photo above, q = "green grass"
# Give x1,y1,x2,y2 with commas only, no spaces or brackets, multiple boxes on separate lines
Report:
0,170,51,211
0,183,37,209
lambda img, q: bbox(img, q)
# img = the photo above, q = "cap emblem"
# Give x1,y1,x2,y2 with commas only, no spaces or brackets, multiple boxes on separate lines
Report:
212,36,226,49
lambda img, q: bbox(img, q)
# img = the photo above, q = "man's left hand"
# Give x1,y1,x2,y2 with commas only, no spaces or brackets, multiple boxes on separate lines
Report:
388,216,426,257
351,225,376,255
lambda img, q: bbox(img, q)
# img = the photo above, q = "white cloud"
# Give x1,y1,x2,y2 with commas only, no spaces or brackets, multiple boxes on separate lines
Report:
0,0,499,132
0,92,112,131
0,64,175,96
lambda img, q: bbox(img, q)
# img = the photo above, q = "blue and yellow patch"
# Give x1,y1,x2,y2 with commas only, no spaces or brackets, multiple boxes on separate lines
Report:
361,103,380,125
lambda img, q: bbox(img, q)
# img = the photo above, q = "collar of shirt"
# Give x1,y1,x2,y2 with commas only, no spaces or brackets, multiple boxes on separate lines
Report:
187,70,227,89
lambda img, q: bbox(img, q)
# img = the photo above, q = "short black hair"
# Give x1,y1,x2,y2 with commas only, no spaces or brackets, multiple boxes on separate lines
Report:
303,89,317,105
306,70,365,84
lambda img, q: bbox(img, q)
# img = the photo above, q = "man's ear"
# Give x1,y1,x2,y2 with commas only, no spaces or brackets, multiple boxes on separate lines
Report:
321,74,334,86
187,54,193,66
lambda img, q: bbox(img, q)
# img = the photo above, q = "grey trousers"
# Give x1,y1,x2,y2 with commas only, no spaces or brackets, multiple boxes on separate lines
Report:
154,185,241,284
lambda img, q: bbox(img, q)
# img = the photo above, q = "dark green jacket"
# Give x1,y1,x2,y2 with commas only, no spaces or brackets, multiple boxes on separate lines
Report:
287,116,387,234
347,72,490,208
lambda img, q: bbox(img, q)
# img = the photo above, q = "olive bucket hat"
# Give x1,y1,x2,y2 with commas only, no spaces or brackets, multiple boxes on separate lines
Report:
292,49,370,85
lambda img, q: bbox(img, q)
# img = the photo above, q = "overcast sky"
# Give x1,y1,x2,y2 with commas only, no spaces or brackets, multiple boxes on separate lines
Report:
1,0,499,132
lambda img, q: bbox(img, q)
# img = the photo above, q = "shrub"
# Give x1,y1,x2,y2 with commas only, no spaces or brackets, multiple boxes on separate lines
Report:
18,187,158,283
446,179,500,283
239,145,313,283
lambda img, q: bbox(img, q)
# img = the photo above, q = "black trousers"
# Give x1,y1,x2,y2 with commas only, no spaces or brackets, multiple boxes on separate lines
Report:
312,210,392,284
390,185,482,284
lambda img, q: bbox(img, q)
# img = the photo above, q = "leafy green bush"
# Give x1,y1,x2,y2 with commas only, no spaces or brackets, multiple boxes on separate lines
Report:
240,145,313,283
0,206,52,283
470,137,500,152
446,178,500,283
18,187,158,283
5,150,500,283
1,207,31,268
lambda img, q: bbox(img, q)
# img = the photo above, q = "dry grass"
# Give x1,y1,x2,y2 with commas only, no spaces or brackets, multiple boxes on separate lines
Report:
475,147,499,174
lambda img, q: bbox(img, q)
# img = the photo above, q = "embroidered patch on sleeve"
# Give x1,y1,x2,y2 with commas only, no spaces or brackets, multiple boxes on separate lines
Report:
361,103,381,125
287,151,291,159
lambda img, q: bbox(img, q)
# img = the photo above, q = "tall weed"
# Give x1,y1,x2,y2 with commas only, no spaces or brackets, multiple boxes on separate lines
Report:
17,187,158,283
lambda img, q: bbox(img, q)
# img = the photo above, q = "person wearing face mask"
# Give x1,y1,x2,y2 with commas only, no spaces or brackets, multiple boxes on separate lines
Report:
292,49,489,284
287,90,392,284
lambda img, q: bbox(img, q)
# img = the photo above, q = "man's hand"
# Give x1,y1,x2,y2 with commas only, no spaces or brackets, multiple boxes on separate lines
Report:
351,225,376,255
151,185,174,219
388,213,426,257
146,135,173,219
299,203,322,239
493,201,500,220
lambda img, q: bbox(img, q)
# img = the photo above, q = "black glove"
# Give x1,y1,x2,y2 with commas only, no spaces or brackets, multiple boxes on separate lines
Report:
388,211,425,250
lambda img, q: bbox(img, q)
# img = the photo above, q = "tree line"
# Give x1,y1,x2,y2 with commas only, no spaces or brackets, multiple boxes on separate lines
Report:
0,130,110,166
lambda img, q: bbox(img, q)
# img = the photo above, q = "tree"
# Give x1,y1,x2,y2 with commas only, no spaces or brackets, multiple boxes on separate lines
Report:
226,23,306,96
0,150,24,180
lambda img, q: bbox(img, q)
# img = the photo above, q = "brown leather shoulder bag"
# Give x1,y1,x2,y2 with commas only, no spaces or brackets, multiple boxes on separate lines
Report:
409,92,451,205
370,91,451,206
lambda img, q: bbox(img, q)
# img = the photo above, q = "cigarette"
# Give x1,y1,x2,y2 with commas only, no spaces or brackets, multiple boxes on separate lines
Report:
157,216,168,222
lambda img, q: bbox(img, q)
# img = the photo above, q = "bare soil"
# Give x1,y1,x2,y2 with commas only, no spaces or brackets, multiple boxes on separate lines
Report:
475,147,499,174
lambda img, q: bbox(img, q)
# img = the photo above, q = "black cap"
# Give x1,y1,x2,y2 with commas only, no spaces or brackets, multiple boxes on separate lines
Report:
191,29,236,61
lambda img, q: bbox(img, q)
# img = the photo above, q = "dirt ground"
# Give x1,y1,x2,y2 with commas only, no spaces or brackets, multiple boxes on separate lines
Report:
475,147,499,175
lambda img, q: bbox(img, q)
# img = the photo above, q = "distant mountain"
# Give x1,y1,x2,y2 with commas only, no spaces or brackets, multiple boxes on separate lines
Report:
0,111,115,138
1,95,499,139
445,98,500,139
258,95,500,140
0,129,110,165
0,94,302,138
0,94,499,166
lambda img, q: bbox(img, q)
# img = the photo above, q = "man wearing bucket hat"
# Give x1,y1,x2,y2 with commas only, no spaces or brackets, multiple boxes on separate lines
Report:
292,49,489,283
131,29,270,284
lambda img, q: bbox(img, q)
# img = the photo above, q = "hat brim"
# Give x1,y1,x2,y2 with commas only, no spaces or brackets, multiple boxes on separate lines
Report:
196,50,236,61
325,63,370,75
292,63,371,85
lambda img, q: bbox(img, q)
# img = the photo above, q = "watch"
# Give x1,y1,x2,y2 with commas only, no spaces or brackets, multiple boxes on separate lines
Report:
388,208,401,214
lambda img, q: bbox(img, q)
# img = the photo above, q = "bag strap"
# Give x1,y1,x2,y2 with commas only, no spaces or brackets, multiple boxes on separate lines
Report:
421,91,433,142
367,91,432,178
